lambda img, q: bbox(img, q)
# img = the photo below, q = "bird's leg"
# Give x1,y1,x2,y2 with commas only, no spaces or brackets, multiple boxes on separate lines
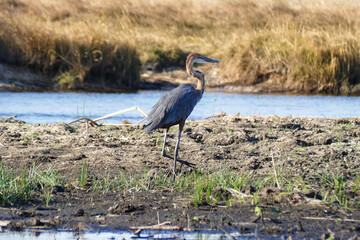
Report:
173,120,185,174
161,128,168,157
173,131,181,172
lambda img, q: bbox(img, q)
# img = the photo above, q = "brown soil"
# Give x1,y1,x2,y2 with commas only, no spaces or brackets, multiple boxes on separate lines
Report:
0,115,359,239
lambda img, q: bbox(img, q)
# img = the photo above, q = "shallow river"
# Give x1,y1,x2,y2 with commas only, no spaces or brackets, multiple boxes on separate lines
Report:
1,229,252,240
0,91,359,124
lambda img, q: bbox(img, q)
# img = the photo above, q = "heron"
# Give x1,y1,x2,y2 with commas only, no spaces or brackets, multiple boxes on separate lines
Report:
145,52,219,173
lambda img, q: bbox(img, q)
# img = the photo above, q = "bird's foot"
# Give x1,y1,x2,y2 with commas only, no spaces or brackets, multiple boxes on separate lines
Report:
161,151,166,157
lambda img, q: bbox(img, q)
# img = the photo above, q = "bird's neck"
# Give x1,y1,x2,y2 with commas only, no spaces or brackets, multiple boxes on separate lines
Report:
188,67,205,94
194,71,205,94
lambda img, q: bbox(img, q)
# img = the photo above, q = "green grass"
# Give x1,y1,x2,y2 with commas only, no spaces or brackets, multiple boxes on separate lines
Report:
0,164,63,206
318,172,350,208
0,162,358,209
80,159,88,189
88,167,359,208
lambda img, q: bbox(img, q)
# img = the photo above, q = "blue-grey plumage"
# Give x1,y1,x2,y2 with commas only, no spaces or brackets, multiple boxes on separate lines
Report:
145,84,201,134
144,52,219,174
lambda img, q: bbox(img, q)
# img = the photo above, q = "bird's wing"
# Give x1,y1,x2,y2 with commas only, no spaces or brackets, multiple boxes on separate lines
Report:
145,84,201,132
162,85,200,124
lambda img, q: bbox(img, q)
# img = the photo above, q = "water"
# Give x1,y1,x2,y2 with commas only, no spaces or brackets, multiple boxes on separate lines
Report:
0,229,255,240
0,91,359,124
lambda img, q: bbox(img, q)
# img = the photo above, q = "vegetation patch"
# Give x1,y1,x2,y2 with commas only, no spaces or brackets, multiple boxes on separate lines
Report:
2,162,358,210
0,164,63,206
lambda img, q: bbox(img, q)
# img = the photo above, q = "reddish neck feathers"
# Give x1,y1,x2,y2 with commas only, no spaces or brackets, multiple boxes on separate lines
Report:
186,53,205,93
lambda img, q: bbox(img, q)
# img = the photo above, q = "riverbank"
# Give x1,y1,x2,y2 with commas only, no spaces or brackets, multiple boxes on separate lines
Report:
0,115,359,238
1,0,360,95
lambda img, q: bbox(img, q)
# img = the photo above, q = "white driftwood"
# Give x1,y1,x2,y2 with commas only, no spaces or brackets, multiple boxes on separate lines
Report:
93,106,147,122
69,106,147,126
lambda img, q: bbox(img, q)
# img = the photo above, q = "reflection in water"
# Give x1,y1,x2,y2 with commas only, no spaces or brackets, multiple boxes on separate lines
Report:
0,229,255,240
0,91,359,124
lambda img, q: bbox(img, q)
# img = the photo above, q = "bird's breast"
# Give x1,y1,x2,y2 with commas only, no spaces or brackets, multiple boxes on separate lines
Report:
192,89,202,101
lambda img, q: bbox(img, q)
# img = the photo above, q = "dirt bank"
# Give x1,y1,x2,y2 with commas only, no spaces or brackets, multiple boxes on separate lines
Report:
0,63,252,93
0,115,359,238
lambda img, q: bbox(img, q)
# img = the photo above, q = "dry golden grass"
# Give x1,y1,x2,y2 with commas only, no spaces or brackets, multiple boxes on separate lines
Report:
0,0,360,93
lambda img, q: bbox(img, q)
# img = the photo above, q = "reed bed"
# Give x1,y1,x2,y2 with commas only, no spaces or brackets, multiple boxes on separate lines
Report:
1,0,360,94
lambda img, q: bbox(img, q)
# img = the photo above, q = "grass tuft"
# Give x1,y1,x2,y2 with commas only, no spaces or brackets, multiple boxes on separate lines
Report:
80,159,88,189
0,164,62,206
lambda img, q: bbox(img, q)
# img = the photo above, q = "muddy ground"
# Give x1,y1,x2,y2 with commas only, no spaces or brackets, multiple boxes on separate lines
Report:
0,115,359,239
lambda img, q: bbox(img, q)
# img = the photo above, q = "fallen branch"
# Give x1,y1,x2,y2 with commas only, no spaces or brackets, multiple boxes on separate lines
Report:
68,106,147,126
68,118,99,127
204,112,227,119
226,187,252,198
301,216,360,223
5,115,17,121
129,221,181,233
271,150,282,189
93,106,147,122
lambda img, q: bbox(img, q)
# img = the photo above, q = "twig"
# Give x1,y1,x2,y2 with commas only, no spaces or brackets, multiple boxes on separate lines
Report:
226,187,252,198
271,150,282,189
101,123,138,126
68,117,99,126
129,221,181,231
218,226,236,240
301,217,360,223
5,115,17,121
187,214,190,231
204,113,227,119
137,116,147,124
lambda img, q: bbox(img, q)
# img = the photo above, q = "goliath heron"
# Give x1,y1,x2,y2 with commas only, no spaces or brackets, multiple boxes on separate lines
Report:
145,53,219,173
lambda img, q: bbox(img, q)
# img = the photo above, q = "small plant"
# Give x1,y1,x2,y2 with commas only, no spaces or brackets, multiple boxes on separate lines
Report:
212,97,217,116
319,172,349,208
80,159,88,189
353,174,360,193
192,172,221,206
254,206,262,216
31,133,39,138
226,128,233,133
342,122,354,131
82,95,86,118
44,190,52,207
251,192,260,206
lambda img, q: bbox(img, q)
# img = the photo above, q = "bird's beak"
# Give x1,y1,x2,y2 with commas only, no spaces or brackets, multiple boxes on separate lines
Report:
203,56,220,63
195,56,220,64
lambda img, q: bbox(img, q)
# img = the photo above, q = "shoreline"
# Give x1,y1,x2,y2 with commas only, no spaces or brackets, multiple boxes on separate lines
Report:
1,65,360,96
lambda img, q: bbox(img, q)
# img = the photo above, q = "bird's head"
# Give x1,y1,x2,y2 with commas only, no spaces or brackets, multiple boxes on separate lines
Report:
187,52,219,64
186,53,219,76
